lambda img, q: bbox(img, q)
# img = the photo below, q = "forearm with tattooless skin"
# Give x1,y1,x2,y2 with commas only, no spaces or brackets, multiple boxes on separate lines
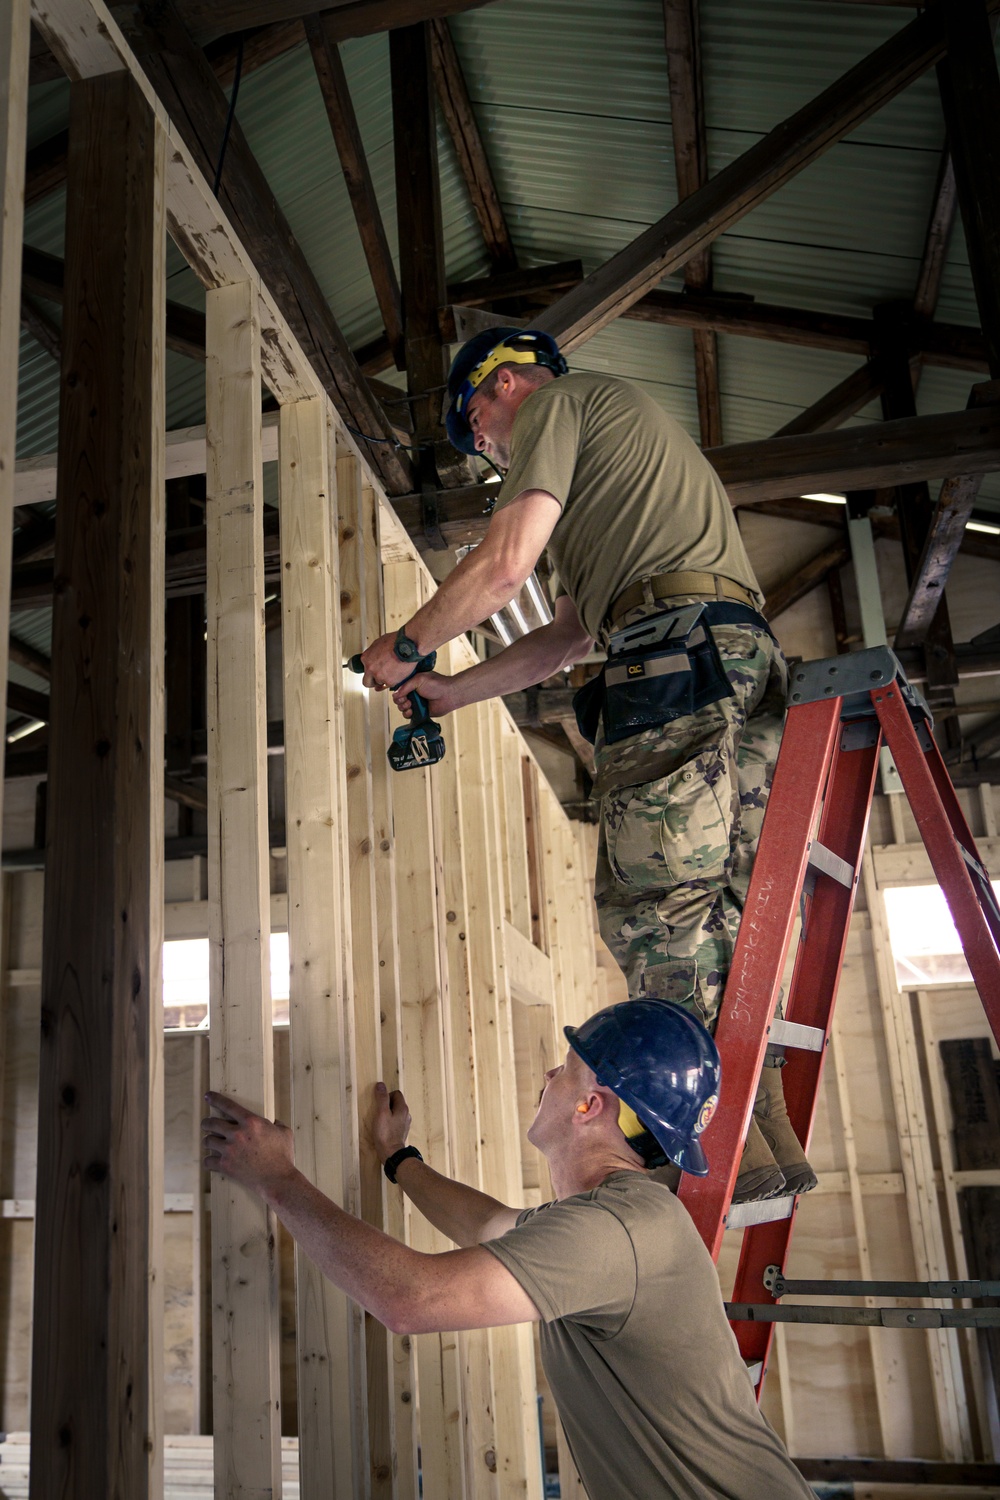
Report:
445,618,589,712
261,1167,442,1330
392,1156,517,1247
405,489,562,655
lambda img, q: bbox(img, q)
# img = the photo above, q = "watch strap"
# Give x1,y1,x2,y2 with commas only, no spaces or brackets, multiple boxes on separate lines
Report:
384,1145,423,1184
393,626,422,663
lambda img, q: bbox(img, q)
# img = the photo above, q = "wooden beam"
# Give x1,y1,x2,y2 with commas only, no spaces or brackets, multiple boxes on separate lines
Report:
8,633,51,682
708,400,1000,505
337,452,406,1500
204,279,282,1499
762,538,851,621
360,479,419,1496
771,361,883,437
0,0,29,855
663,0,721,447
382,557,468,1500
178,0,498,45
875,318,960,714
534,3,995,349
20,291,60,360
525,280,987,371
430,17,516,274
23,124,67,205
120,0,412,493
391,21,449,451
6,679,50,722
305,15,405,369
895,471,988,650
430,683,503,1497
23,244,208,361
30,70,165,1500
913,150,958,322
938,0,1000,376
471,703,544,1497
9,514,281,611
280,400,367,1497
446,260,583,310
204,19,305,89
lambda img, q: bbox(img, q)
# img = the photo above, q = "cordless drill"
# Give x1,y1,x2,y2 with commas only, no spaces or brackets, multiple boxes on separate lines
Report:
345,629,446,772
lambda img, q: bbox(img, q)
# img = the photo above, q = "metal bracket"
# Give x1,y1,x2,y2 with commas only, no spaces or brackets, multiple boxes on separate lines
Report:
727,1303,1000,1329
762,1266,1000,1299
787,646,901,711
769,1019,826,1053
806,839,856,890
840,718,880,752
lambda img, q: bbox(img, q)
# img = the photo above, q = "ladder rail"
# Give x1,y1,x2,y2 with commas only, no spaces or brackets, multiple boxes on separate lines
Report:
671,646,1000,1400
728,728,881,1378
678,697,842,1262
874,685,1000,1040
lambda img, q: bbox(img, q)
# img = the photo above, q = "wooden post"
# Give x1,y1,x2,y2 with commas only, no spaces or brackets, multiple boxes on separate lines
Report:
938,0,1000,378
337,441,405,1500
364,488,418,1499
0,0,29,843
433,677,501,1500
477,702,545,1500
30,72,166,1500
383,558,467,1500
205,279,282,1499
390,22,450,461
279,398,367,1498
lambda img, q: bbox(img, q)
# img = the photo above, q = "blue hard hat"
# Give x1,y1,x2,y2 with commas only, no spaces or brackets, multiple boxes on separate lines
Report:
565,1000,721,1176
445,327,568,454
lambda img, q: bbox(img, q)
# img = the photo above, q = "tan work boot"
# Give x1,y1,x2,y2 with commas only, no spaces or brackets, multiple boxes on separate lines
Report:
754,1061,817,1195
732,1114,786,1203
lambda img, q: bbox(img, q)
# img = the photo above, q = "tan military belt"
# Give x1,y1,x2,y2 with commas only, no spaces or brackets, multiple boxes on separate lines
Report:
606,571,758,630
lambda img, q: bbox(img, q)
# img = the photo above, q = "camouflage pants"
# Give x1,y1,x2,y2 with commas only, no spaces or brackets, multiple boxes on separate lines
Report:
593,620,787,1031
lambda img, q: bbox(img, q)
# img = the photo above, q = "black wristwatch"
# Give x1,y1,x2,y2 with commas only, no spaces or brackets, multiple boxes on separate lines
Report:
393,626,423,664
384,1145,423,1183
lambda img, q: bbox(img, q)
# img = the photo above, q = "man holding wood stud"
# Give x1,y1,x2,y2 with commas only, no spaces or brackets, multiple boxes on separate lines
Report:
203,997,811,1500
360,328,812,1204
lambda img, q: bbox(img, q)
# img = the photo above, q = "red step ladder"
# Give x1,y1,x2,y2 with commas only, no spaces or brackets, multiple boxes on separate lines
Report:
677,645,1000,1391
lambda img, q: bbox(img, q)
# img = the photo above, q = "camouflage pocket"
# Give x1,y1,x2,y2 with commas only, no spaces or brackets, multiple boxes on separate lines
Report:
605,757,732,891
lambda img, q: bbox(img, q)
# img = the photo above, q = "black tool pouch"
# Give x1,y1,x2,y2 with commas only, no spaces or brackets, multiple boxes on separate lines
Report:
593,602,734,745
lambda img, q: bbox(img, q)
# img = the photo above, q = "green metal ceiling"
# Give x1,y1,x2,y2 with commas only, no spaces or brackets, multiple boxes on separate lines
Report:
15,0,997,520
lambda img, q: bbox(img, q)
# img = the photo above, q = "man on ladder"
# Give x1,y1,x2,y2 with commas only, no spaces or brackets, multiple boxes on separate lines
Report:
359,327,814,1202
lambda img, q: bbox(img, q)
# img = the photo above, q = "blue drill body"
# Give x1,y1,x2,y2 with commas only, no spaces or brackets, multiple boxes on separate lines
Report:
344,651,446,772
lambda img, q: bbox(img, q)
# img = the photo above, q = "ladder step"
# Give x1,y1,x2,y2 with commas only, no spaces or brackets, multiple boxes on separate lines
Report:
725,1195,796,1231
769,1018,825,1053
806,839,855,889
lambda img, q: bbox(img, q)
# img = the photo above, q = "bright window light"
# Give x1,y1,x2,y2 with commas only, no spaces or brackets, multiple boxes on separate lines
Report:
883,883,1000,987
967,520,1000,536
163,934,290,1030
802,492,847,505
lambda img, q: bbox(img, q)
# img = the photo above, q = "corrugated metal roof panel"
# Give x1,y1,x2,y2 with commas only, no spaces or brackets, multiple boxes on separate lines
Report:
16,0,992,478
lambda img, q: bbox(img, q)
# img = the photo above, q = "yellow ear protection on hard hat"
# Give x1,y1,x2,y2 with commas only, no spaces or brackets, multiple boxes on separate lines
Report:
453,337,555,417
616,1097,669,1169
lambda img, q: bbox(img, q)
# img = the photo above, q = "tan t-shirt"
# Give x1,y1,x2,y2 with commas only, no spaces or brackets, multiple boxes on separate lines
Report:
495,372,763,637
485,1172,812,1500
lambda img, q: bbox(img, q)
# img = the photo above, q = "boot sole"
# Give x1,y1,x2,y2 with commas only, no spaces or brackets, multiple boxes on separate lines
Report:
732,1167,787,1204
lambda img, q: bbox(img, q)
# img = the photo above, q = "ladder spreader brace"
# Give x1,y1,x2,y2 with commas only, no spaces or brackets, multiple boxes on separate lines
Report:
676,645,1000,1394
